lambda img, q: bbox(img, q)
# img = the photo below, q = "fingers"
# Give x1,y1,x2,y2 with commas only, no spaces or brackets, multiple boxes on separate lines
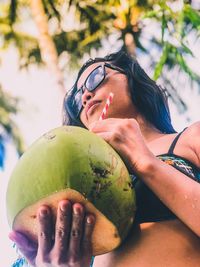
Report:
89,118,139,134
89,119,129,143
52,201,95,264
82,215,95,254
53,200,72,262
89,118,116,132
37,206,53,260
68,203,85,262
10,202,96,266
94,131,119,143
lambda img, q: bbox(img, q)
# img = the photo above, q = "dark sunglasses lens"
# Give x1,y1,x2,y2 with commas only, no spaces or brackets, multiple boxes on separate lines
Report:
66,87,82,118
65,65,105,119
85,65,104,91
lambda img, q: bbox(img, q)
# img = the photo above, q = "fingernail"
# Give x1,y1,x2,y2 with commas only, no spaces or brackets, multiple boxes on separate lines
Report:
73,206,81,215
87,216,95,224
60,202,68,212
40,209,48,217
87,217,92,224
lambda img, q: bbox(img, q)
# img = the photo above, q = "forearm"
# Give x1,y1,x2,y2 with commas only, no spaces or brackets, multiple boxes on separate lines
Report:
136,156,200,236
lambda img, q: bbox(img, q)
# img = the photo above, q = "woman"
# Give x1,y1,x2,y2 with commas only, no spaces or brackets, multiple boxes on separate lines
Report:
10,51,200,267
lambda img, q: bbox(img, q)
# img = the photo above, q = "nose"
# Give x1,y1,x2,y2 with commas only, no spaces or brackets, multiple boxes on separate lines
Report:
82,87,95,107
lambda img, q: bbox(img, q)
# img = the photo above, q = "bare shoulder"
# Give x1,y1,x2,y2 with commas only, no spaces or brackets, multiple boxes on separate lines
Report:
185,121,200,135
184,122,200,144
183,122,200,165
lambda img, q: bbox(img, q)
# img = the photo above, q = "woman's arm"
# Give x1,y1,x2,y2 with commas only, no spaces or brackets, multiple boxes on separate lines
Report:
90,119,200,237
138,155,200,236
137,122,200,236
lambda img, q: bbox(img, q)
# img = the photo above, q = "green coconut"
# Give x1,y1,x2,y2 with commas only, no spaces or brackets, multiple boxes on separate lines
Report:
6,126,136,255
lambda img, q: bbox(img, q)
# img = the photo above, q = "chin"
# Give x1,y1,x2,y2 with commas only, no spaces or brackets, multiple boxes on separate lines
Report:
85,115,99,128
89,117,99,126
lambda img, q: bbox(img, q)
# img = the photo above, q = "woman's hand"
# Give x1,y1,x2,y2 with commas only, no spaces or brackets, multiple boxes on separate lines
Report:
89,118,155,174
9,200,95,267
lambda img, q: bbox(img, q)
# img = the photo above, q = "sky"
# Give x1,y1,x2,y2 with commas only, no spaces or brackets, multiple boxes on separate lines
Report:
0,8,200,265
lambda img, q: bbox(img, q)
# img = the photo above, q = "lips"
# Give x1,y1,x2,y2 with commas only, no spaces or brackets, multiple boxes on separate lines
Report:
85,100,101,117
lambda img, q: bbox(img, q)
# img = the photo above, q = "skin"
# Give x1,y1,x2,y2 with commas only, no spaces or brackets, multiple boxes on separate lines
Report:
10,63,200,266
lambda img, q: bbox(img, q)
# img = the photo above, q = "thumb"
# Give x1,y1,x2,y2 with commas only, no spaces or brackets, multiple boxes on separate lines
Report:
9,231,37,265
9,231,37,251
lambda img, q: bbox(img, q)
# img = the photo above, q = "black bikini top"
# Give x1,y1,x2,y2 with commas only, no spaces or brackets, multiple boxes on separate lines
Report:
132,128,200,224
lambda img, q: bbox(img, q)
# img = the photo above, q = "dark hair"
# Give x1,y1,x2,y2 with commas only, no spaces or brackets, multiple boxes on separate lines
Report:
63,50,176,133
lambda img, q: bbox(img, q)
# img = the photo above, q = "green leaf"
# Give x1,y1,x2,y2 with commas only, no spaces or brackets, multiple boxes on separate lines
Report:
161,12,167,43
141,10,160,19
153,43,169,80
9,0,18,25
0,85,25,155
176,52,200,82
176,9,185,39
180,42,194,56
184,4,200,30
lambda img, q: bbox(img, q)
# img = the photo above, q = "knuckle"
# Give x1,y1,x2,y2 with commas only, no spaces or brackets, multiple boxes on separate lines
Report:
39,231,48,240
125,119,132,127
71,228,81,238
111,131,121,142
59,213,68,222
56,227,67,239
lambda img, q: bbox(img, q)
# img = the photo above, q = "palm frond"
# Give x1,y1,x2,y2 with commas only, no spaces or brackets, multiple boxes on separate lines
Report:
9,0,18,25
0,86,25,156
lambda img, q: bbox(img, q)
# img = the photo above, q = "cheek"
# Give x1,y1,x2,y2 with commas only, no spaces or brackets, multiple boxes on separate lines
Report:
116,80,131,102
117,76,130,94
80,111,87,126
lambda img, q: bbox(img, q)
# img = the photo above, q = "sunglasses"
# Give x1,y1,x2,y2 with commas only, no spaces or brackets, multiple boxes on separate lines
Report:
65,62,126,119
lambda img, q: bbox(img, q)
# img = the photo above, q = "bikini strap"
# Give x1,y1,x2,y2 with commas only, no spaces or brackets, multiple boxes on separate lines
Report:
168,127,188,154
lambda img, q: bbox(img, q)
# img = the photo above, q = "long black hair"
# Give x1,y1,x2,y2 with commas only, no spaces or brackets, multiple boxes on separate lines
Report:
63,50,176,133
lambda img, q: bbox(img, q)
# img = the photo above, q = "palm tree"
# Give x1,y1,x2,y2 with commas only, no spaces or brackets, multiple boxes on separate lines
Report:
30,0,65,94
2,1,200,101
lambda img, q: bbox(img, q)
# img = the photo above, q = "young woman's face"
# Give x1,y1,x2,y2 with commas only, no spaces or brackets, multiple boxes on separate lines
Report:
77,62,137,128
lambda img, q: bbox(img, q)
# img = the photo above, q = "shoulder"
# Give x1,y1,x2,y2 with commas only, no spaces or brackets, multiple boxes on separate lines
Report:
184,122,200,144
183,122,200,165
185,121,200,135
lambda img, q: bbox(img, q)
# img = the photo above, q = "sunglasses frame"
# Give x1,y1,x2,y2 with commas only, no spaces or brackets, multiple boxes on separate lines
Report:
65,62,126,120
78,62,125,93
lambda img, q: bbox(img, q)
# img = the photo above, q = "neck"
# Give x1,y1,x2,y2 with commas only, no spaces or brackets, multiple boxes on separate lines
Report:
135,115,166,143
